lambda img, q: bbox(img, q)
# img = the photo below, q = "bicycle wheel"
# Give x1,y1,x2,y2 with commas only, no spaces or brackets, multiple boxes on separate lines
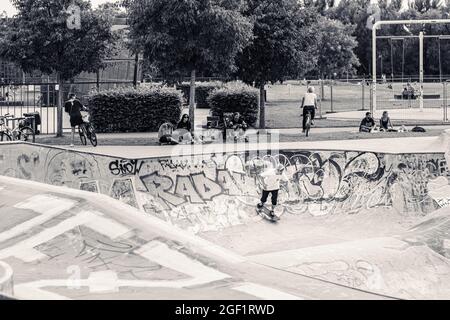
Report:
305,115,311,137
87,124,97,147
78,125,87,146
18,126,34,141
0,131,12,142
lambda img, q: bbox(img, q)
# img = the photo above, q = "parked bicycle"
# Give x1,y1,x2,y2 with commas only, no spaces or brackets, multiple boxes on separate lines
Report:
78,110,97,147
0,114,35,142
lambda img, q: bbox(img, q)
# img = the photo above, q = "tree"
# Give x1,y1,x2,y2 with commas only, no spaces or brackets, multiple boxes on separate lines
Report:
237,0,319,128
303,0,336,14
125,0,252,129
0,0,117,137
313,17,360,79
327,0,372,75
410,0,441,13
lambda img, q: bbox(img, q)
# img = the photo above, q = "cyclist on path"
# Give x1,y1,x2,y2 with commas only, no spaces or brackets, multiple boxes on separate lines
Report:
300,86,318,133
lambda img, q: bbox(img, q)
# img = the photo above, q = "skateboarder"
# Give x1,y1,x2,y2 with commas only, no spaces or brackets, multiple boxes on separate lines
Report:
257,164,289,219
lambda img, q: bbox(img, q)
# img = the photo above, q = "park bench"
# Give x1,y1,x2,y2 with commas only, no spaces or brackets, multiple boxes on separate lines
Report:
206,116,220,129
394,94,440,100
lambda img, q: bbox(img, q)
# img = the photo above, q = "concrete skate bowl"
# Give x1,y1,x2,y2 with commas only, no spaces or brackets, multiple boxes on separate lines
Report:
0,141,450,299
0,261,13,298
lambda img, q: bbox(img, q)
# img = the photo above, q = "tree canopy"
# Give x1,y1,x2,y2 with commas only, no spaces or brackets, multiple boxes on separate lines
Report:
326,0,450,77
0,0,118,137
126,0,252,80
313,16,360,78
0,0,117,81
237,0,319,87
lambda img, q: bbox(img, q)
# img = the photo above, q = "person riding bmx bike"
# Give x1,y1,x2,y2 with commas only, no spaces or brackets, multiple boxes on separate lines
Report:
64,93,87,147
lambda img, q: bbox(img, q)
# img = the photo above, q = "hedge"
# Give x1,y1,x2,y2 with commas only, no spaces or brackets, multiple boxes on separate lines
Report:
207,84,259,126
176,82,223,108
87,86,182,133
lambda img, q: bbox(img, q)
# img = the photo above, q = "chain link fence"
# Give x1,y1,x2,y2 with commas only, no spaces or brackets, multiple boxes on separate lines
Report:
265,78,450,126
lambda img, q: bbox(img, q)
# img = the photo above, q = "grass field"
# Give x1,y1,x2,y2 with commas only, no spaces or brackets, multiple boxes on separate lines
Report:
265,82,450,128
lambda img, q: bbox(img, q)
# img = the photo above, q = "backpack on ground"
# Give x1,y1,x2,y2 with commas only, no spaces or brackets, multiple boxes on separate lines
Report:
411,126,426,132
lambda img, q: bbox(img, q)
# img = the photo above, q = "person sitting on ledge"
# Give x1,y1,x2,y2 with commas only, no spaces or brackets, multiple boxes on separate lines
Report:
173,114,195,144
402,87,409,99
158,122,178,145
379,111,395,132
402,82,415,99
228,112,249,142
359,112,376,133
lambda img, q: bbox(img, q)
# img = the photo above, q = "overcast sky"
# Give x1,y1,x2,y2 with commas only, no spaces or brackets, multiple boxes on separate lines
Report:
1,0,114,16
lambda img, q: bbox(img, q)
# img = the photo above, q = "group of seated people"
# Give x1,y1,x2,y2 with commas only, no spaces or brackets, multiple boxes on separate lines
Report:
402,83,416,99
158,114,194,145
224,112,249,142
359,111,403,133
158,112,249,145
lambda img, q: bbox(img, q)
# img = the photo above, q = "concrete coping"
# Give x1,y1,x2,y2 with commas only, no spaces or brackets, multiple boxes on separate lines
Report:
0,261,13,297
0,133,447,161
0,261,12,284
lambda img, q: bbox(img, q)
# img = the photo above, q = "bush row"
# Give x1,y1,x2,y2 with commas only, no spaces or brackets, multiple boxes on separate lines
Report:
176,82,223,108
87,86,182,133
208,84,259,126
86,82,258,132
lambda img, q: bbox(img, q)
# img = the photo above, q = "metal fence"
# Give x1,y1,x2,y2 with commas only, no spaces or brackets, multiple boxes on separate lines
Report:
267,78,450,123
0,80,135,135
2,78,450,136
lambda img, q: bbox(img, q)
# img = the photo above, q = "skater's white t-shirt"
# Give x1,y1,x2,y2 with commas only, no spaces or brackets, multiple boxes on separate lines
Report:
260,169,289,191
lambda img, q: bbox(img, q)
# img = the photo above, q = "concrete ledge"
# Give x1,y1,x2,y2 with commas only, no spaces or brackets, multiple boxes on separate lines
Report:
0,134,445,162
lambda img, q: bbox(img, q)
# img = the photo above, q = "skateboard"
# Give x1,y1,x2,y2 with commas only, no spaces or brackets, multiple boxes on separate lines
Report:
256,205,279,222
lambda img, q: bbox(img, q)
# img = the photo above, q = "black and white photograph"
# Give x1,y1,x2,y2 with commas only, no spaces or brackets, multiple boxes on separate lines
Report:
0,0,450,311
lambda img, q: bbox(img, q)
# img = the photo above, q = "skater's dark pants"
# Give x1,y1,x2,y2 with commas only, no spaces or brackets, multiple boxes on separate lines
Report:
303,106,315,130
261,190,279,206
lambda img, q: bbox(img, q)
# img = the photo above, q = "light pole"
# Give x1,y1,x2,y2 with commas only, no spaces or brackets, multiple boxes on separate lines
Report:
419,31,424,111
